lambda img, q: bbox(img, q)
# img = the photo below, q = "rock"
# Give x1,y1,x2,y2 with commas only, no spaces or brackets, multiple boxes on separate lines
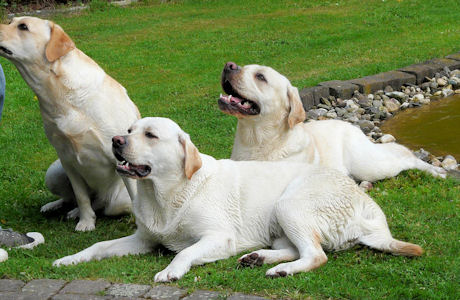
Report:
437,77,447,86
320,97,332,107
441,155,458,170
347,116,359,123
414,148,430,162
433,91,442,96
378,134,396,143
420,98,430,104
307,108,328,119
358,120,374,133
455,89,460,94
326,110,337,118
383,98,400,113
399,102,410,110
359,181,373,192
372,100,383,108
431,157,442,167
442,88,454,97
384,85,393,92
385,91,406,101
358,98,372,108
413,93,424,102
336,98,346,107
317,104,331,109
345,100,360,112
335,107,347,117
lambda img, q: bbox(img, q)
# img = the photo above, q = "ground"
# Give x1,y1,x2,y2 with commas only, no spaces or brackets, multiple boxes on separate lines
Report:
0,0,459,299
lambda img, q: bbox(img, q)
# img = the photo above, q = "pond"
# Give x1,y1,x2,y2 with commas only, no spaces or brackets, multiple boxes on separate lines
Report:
380,94,460,160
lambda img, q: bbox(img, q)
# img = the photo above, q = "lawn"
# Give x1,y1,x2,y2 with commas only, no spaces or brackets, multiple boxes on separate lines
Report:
1,0,459,298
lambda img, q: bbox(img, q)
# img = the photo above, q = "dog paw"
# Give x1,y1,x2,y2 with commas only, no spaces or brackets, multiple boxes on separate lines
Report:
67,208,80,220
154,267,185,283
266,264,292,278
75,219,95,232
41,199,64,213
238,252,265,268
53,255,84,267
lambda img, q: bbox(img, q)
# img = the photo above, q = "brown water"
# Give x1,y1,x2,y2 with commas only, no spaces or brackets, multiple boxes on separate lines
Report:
381,94,460,159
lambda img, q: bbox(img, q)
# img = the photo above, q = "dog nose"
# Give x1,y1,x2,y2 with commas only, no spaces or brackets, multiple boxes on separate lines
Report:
112,136,126,147
224,62,240,72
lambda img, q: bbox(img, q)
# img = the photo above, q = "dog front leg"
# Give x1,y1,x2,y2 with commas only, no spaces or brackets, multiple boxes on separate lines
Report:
62,164,96,231
53,231,156,267
154,235,235,282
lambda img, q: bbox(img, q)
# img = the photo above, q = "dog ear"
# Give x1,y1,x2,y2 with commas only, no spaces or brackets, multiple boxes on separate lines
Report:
179,134,202,180
287,85,306,129
46,22,75,63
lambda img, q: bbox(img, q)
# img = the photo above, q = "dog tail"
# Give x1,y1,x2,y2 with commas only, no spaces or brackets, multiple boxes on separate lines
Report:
387,239,423,257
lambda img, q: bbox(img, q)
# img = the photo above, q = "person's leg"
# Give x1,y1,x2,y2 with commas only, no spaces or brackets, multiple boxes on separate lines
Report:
0,64,5,122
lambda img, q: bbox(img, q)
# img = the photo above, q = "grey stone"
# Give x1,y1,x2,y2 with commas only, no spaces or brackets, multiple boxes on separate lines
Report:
106,284,151,298
441,155,457,171
446,52,460,61
414,148,430,162
399,60,460,84
306,108,327,120
0,279,25,292
227,293,269,300
318,80,359,99
384,91,407,101
0,229,34,247
358,120,374,133
60,280,110,295
299,86,329,111
378,134,396,144
349,71,415,94
22,279,66,299
383,98,400,113
383,85,393,92
144,285,187,300
52,294,110,300
0,291,45,300
182,290,222,300
335,107,347,117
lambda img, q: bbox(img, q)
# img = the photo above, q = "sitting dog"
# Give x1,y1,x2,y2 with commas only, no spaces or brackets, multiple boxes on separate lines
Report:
0,17,140,231
218,62,446,182
53,117,422,280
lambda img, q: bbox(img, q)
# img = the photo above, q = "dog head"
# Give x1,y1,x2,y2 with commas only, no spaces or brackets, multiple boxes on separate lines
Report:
219,62,305,128
0,16,75,64
112,117,202,181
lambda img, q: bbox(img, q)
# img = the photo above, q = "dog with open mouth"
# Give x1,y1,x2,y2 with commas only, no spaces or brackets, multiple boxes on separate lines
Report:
219,62,446,182
53,117,422,281
0,17,140,231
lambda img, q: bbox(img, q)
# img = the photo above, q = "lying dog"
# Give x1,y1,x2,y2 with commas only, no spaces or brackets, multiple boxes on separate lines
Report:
218,62,446,182
0,17,140,231
53,117,422,280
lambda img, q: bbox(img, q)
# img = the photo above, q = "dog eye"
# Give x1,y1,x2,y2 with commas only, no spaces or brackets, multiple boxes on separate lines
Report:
145,132,158,139
18,23,28,31
127,129,132,134
255,73,267,82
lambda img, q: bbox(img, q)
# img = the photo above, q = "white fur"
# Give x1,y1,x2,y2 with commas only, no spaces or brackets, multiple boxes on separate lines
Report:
53,117,422,280
222,64,446,182
0,17,140,231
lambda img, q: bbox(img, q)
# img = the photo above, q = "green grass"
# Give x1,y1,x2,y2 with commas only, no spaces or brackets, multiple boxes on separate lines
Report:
1,0,459,298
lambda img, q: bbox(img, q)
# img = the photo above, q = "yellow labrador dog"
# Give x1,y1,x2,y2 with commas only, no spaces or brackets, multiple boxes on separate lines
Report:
53,117,422,280
218,62,446,182
0,17,140,231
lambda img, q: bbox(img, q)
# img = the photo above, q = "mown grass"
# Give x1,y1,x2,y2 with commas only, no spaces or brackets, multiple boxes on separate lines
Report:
0,0,459,298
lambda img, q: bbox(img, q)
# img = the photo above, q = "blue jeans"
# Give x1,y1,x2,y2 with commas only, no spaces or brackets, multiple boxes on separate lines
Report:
0,64,5,122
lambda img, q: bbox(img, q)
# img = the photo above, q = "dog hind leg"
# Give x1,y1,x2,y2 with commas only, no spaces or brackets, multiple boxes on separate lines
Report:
42,160,75,213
